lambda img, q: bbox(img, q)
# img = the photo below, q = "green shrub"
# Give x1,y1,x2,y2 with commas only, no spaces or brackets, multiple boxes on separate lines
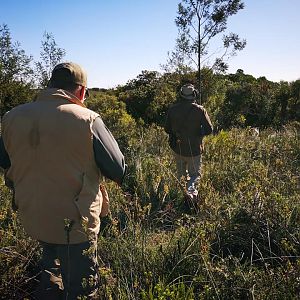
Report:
1,124,299,299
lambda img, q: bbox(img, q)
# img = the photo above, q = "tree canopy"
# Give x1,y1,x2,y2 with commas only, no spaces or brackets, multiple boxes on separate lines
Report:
167,0,247,104
0,24,34,116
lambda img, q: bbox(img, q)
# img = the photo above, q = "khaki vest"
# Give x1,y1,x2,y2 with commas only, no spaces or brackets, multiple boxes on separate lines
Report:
2,89,104,244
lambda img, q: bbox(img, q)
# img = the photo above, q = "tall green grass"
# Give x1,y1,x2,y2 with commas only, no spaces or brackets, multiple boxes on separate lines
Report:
1,124,299,299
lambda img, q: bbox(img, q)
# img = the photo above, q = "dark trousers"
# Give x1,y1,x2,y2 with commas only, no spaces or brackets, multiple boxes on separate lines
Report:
35,241,98,300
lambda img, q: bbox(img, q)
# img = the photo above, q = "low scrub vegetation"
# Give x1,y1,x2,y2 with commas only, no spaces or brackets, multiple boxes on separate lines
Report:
1,123,299,299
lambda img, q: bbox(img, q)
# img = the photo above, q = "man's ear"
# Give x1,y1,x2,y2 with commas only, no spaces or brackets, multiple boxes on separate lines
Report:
80,86,84,98
79,86,85,101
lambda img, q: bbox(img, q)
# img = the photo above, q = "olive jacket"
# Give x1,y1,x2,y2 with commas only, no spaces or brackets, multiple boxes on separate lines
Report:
165,100,213,156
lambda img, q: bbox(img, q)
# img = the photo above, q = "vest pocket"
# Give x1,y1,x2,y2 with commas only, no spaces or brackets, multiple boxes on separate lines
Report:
73,173,102,238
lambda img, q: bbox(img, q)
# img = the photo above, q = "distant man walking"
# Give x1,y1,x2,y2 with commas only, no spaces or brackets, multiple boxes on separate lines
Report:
0,62,126,299
165,84,213,201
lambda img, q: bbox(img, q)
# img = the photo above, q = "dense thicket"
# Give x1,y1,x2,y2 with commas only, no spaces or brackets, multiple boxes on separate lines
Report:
116,68,300,130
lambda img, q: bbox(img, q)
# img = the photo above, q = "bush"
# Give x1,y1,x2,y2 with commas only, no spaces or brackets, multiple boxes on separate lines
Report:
0,124,299,299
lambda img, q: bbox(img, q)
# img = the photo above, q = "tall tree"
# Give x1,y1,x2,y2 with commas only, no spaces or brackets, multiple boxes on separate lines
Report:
169,0,246,103
0,24,34,116
35,32,66,88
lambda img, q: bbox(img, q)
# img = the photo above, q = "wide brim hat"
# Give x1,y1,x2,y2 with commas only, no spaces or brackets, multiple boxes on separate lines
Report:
180,84,197,100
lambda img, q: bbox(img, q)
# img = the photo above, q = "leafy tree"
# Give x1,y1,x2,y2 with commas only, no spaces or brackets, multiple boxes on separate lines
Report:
86,91,137,150
273,80,300,125
145,79,177,126
118,71,161,124
118,71,191,126
289,80,300,121
227,68,256,84
217,72,278,128
275,81,291,124
0,24,34,117
169,0,246,103
35,32,66,88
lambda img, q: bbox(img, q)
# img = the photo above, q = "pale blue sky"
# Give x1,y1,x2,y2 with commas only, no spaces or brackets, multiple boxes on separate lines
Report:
1,0,299,88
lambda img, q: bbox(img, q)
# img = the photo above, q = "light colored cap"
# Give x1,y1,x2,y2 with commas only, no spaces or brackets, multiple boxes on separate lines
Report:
50,62,87,87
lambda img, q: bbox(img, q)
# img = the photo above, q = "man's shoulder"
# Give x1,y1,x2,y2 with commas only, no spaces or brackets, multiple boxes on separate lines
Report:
170,101,203,110
2,102,34,121
191,103,208,113
78,106,99,117
67,105,100,122
168,101,187,110
191,102,203,109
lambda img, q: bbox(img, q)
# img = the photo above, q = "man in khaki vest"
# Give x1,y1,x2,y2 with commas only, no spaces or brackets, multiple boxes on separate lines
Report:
0,62,126,299
165,84,213,202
